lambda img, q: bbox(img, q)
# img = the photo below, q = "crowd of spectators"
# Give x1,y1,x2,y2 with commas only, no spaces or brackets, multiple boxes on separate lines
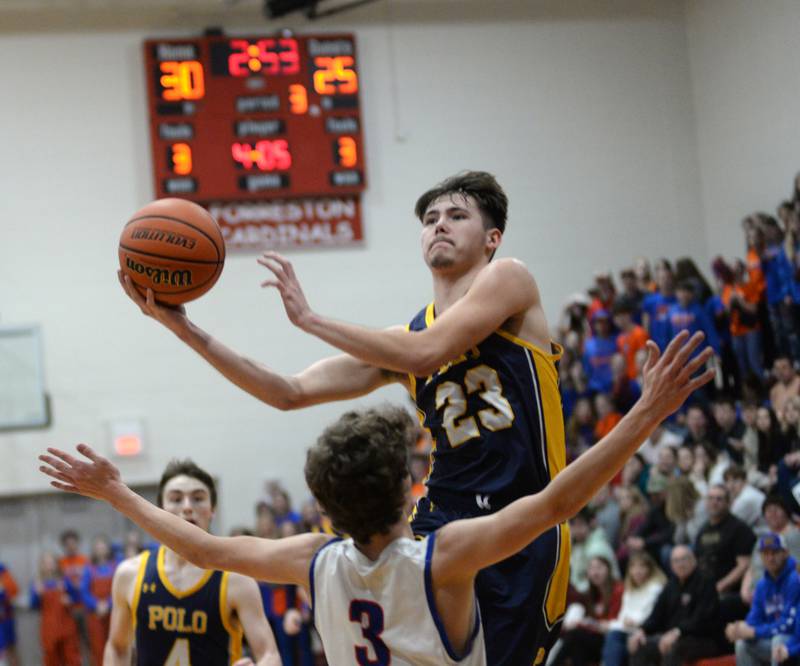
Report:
549,171,800,665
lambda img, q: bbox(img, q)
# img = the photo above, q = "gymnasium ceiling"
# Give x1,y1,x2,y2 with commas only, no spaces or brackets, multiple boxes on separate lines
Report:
0,0,678,32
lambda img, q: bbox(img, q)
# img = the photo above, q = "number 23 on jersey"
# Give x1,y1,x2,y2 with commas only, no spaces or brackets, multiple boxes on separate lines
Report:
435,364,514,447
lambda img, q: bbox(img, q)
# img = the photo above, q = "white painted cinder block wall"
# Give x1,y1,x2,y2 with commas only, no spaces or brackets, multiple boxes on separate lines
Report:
685,0,800,262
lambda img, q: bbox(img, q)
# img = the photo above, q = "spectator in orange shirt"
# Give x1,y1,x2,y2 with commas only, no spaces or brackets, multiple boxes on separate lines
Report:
713,257,764,382
743,217,767,299
30,552,81,666
0,562,19,666
595,393,623,441
58,529,89,596
614,298,649,381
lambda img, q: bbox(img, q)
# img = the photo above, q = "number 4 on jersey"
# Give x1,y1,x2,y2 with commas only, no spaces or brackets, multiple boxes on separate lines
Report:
165,637,190,665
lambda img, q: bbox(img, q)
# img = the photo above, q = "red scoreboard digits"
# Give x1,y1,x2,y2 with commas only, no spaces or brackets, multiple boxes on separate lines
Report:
144,33,366,203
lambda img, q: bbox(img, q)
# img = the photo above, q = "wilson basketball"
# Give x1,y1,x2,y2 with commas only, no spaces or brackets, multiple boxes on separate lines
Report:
118,198,225,305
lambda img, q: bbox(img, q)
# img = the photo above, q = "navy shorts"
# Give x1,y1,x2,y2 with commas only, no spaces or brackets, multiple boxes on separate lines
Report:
412,496,570,666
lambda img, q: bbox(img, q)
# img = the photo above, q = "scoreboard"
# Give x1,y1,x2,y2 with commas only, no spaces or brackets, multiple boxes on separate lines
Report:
144,33,365,201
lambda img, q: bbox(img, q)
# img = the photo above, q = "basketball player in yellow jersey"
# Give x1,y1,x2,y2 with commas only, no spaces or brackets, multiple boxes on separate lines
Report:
119,171,568,663
102,460,280,666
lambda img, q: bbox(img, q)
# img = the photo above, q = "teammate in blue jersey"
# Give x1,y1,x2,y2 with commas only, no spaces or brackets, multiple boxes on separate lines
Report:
40,331,713,666
93,460,280,666
118,171,633,663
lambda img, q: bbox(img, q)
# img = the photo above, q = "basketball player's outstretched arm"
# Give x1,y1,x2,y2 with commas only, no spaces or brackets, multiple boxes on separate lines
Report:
38,446,329,590
432,330,715,583
118,271,402,409
259,252,547,376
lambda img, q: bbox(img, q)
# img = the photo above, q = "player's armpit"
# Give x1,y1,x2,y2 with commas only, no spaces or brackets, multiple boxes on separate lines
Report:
226,574,281,666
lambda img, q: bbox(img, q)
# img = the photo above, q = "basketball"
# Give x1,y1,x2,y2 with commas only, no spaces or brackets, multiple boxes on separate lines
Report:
118,198,225,305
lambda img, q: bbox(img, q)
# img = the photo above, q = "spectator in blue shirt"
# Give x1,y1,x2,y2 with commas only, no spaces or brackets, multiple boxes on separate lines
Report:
642,259,678,351
760,216,800,364
582,309,617,394
667,281,721,357
726,533,800,665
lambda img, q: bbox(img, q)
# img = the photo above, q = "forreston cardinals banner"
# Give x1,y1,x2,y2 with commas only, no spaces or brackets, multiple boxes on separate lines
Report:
207,196,363,250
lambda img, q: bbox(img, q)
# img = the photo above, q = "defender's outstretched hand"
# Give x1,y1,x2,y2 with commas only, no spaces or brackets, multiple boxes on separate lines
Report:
117,271,188,332
39,444,124,502
638,330,715,420
258,251,313,329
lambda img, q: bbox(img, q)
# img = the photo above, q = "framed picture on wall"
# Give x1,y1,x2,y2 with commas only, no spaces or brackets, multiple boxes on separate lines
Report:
0,324,49,430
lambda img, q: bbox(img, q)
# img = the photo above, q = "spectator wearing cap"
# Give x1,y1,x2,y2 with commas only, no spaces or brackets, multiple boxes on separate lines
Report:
666,280,721,358
726,532,799,665
724,464,766,530
627,545,722,665
742,495,800,604
583,309,617,394
642,259,678,351
614,298,649,382
627,472,674,568
695,484,757,622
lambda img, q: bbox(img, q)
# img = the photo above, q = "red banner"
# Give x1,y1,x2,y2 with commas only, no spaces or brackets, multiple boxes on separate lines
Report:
206,196,363,250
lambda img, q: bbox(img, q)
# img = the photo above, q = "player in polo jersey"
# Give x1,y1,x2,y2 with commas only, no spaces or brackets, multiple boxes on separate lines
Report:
83,460,280,666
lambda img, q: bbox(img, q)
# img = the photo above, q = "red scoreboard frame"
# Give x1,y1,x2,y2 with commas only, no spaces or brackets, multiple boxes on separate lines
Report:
144,33,365,249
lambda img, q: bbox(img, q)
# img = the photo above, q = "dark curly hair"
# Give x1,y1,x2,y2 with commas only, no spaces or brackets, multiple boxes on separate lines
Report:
414,171,508,233
304,405,414,545
157,459,217,509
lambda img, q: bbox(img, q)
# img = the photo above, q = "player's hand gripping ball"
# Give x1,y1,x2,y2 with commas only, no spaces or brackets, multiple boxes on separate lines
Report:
118,198,225,305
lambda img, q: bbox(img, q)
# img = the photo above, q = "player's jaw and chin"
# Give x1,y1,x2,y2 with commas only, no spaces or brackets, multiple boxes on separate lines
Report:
421,200,497,272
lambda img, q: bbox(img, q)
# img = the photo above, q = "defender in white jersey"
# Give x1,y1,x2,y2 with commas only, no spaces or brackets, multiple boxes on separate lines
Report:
39,331,712,666
311,535,484,665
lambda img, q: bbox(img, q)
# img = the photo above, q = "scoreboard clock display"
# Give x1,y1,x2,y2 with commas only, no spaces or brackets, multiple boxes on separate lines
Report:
144,33,366,203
